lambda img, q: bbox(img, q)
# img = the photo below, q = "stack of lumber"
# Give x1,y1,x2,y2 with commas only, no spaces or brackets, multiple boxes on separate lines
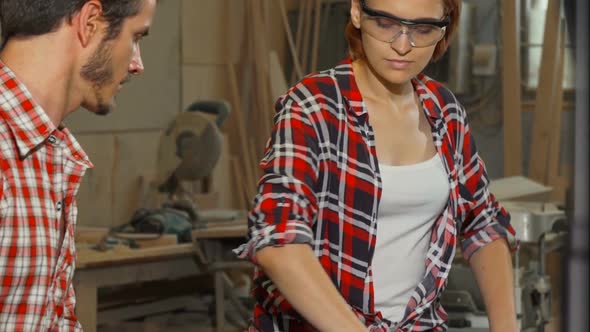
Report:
208,0,325,209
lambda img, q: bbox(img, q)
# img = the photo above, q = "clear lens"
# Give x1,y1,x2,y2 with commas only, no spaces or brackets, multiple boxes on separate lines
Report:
363,16,445,47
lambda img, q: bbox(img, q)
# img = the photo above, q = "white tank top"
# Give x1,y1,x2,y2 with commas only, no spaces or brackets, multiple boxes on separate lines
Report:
373,153,450,323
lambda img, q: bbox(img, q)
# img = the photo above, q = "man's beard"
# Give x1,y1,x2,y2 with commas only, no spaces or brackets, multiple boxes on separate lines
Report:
80,39,115,116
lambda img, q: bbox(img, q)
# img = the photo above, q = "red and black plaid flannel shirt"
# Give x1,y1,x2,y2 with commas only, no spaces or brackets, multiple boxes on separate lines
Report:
235,59,519,331
0,60,93,331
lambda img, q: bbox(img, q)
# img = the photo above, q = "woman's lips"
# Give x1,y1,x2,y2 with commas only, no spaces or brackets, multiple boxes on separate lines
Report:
386,59,413,70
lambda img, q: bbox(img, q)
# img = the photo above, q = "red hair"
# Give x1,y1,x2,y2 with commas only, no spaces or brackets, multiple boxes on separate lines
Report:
345,0,462,62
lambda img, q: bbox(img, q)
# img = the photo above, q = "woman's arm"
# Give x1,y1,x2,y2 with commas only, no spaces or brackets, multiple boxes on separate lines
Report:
452,102,520,331
256,244,368,332
469,239,518,332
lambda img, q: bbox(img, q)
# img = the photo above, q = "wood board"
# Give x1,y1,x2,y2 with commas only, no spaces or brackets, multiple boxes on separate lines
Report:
501,0,523,176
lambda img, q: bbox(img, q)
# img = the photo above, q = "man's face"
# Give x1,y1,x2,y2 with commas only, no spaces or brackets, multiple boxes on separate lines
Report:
80,0,156,115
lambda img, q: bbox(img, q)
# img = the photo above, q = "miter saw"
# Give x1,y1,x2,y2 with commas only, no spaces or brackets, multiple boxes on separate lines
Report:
152,99,248,225
112,100,243,243
156,100,230,199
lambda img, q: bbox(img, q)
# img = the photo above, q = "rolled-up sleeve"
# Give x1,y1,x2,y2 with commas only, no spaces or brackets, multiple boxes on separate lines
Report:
234,97,320,264
456,109,520,261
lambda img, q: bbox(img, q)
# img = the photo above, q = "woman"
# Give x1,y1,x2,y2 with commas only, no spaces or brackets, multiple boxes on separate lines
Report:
235,0,519,331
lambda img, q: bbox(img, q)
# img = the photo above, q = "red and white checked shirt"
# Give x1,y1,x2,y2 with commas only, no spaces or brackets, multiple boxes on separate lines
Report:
0,60,93,331
235,59,519,331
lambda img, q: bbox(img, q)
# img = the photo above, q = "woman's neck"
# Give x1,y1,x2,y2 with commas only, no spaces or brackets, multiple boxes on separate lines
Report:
352,59,415,105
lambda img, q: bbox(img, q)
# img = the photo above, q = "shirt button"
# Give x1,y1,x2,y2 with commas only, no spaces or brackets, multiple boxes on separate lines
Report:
47,135,58,145
56,201,62,211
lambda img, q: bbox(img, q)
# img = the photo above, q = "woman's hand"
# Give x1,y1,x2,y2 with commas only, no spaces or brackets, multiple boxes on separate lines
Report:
256,244,369,332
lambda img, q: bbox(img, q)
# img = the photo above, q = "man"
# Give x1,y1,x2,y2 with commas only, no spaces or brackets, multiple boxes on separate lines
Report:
0,0,156,330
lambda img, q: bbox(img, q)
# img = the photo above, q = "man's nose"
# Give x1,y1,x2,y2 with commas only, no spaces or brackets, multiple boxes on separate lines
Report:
129,46,145,75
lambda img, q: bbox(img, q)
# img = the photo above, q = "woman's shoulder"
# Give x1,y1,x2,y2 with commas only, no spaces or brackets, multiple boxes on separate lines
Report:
277,61,355,112
414,73,460,105
414,73,466,119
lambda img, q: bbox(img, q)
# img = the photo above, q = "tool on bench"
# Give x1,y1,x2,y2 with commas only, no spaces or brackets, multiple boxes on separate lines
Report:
103,101,240,250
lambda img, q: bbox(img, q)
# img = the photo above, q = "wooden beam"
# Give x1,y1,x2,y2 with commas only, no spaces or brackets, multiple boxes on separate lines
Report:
310,0,323,73
192,225,247,240
290,0,308,82
528,0,562,183
230,156,248,210
548,18,567,187
250,0,274,152
300,0,314,74
501,0,523,176
278,0,304,80
227,64,257,196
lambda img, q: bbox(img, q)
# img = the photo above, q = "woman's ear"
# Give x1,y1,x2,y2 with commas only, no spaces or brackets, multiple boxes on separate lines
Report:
350,0,362,29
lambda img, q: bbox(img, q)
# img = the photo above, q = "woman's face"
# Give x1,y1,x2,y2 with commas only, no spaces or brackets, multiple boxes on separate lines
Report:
350,0,446,86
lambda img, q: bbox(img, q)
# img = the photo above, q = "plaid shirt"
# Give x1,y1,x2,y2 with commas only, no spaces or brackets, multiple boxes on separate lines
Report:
235,59,519,332
0,61,93,331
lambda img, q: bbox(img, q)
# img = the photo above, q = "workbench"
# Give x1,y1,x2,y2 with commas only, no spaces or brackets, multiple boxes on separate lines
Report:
74,221,249,332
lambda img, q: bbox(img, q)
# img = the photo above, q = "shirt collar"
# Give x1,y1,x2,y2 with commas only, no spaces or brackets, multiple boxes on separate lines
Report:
0,60,93,167
336,58,443,120
412,73,444,120
335,58,367,118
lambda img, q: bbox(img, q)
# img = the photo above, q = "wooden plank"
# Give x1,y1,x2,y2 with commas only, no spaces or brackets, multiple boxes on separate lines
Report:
76,244,195,269
227,64,257,195
202,219,247,229
547,18,566,187
528,0,562,183
488,175,553,203
310,0,323,73
230,156,248,210
192,225,247,239
269,50,289,101
249,138,261,180
271,0,301,80
130,234,179,248
250,0,274,147
550,163,572,205
300,0,314,74
76,226,110,244
289,0,308,82
501,0,523,176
